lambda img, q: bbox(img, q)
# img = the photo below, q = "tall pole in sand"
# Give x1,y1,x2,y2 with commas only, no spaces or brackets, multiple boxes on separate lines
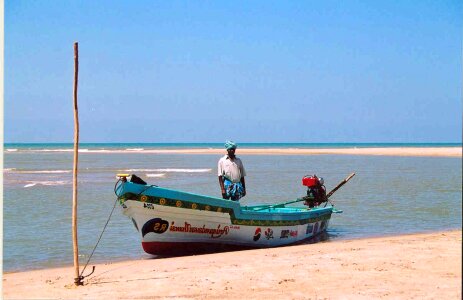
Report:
72,42,82,286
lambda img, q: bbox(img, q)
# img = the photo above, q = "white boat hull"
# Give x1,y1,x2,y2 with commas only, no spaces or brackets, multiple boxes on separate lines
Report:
122,200,330,254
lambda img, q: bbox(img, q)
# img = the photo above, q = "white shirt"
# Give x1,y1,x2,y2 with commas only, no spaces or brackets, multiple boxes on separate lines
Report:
217,155,246,183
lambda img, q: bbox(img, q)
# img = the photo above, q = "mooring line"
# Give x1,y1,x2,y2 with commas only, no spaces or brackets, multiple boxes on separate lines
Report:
79,197,119,281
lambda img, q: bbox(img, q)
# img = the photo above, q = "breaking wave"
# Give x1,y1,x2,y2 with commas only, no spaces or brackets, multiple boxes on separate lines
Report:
23,180,70,188
10,170,71,174
6,148,111,153
146,173,166,178
4,148,221,154
125,168,212,173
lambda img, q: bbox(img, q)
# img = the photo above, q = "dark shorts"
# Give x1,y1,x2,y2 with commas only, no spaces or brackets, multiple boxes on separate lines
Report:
222,194,240,201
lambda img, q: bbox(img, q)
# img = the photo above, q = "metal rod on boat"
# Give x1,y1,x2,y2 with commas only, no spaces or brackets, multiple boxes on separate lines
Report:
254,172,356,211
72,42,82,286
326,172,355,199
253,198,307,211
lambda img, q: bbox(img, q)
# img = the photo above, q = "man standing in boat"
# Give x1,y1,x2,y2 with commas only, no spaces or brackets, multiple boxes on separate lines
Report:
218,141,246,201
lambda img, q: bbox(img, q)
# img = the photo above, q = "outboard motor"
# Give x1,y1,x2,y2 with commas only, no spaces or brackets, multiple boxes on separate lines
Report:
302,175,327,208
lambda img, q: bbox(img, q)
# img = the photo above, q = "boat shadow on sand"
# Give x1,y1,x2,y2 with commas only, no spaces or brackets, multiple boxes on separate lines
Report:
148,231,333,259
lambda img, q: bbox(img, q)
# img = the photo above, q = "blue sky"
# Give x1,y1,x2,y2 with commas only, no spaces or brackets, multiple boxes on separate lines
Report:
5,1,462,143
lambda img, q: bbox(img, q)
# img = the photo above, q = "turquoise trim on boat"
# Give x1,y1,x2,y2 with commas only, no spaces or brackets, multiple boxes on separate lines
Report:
116,182,333,226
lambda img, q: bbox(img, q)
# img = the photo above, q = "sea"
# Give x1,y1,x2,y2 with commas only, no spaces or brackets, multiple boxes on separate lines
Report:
3,143,462,272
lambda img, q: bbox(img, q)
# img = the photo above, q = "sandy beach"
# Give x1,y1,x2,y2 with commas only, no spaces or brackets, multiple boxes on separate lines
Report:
87,147,462,157
3,230,461,299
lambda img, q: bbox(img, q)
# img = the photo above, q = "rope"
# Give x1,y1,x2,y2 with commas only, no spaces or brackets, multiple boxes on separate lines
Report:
78,177,156,281
79,196,119,280
136,184,156,197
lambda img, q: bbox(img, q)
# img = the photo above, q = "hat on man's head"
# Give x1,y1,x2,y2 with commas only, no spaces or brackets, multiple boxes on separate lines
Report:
224,140,237,150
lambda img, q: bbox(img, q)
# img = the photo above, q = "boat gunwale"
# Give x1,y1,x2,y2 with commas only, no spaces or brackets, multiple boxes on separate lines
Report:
117,182,333,226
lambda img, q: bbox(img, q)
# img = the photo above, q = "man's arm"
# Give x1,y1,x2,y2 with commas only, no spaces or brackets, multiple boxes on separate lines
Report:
239,159,246,197
218,176,226,198
218,159,226,198
240,176,246,197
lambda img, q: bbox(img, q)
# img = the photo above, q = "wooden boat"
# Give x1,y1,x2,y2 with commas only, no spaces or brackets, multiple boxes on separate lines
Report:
115,173,354,255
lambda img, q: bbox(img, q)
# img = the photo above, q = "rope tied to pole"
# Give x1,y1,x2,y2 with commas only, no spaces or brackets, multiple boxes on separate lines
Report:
79,197,119,282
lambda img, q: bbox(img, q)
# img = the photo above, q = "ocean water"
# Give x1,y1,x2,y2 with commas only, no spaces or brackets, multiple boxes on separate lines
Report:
3,143,462,272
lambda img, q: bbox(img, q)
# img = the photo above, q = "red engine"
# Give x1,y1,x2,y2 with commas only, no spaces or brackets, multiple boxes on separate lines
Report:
302,175,327,208
302,175,320,187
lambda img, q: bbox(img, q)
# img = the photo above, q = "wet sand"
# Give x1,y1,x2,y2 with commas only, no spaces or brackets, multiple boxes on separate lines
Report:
3,230,461,299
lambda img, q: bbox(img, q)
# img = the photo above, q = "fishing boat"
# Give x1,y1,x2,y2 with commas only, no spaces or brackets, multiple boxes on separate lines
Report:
115,173,354,255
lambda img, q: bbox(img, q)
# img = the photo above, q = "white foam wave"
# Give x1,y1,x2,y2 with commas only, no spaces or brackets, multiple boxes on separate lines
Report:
146,173,166,178
41,180,69,186
35,149,74,152
6,149,18,152
15,170,71,174
84,149,111,153
3,168,16,172
156,168,212,173
23,180,70,188
78,149,111,153
6,148,220,154
125,168,212,173
25,148,105,153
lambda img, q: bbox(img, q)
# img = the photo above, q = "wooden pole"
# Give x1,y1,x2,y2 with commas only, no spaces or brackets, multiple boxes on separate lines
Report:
72,42,82,286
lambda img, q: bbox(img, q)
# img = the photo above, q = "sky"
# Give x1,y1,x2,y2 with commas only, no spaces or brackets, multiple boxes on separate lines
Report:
5,1,462,143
